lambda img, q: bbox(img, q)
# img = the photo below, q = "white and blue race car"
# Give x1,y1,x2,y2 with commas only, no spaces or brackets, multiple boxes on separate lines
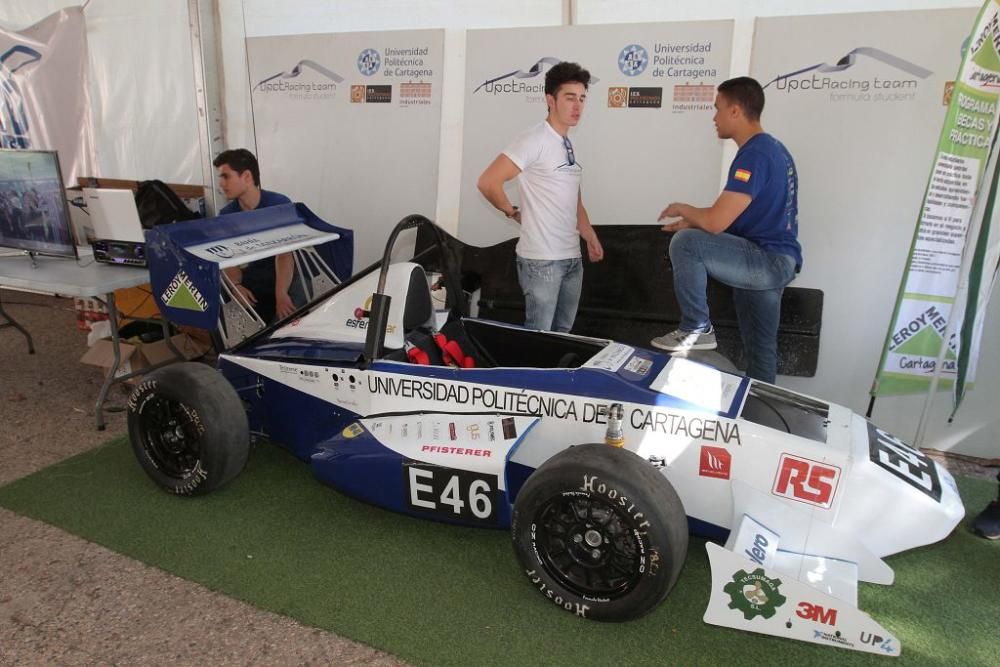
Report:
129,213,964,657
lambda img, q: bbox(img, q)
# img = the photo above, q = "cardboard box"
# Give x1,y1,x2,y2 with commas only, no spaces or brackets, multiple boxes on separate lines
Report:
80,333,211,380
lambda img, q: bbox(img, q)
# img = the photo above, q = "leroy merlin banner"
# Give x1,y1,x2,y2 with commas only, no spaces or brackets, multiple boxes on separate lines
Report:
873,0,1000,397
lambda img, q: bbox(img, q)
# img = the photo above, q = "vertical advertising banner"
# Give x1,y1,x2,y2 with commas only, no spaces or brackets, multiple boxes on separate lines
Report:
873,2,1000,397
459,22,733,247
247,30,443,268
0,7,95,185
750,9,975,405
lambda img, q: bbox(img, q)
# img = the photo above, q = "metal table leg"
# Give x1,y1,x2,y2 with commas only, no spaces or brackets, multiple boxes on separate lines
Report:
0,288,35,354
93,291,121,431
91,297,187,431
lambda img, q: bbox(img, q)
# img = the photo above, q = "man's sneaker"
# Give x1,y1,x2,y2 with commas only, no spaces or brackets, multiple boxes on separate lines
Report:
650,328,717,352
973,500,1000,540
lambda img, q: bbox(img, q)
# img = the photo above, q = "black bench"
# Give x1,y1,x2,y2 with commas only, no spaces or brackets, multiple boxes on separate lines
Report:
415,224,822,377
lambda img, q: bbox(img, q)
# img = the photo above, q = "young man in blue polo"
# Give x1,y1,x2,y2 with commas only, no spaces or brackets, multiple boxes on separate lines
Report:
652,76,801,384
213,149,304,324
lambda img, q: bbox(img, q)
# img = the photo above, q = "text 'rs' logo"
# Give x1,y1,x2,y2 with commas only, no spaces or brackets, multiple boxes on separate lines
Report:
772,454,841,509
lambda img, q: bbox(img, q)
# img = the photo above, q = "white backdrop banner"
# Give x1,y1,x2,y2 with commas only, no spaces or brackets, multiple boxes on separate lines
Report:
749,9,976,405
459,21,733,247
247,30,444,269
0,7,94,185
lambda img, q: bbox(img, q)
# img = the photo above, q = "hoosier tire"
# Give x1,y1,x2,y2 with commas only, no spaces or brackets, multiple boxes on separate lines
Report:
127,362,249,496
511,444,688,621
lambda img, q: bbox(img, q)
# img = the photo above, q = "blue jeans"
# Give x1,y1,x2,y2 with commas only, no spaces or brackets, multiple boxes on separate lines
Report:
669,229,797,383
516,256,583,332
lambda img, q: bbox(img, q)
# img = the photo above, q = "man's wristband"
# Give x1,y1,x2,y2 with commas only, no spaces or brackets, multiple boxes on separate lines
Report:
505,206,519,219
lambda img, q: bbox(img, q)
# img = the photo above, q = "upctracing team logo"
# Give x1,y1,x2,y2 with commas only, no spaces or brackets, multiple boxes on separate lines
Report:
618,44,649,77
254,59,343,98
762,47,931,101
358,48,381,76
473,57,602,97
473,56,563,95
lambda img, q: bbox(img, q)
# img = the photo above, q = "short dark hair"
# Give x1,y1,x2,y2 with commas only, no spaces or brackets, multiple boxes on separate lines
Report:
717,77,765,121
213,148,260,187
544,61,590,97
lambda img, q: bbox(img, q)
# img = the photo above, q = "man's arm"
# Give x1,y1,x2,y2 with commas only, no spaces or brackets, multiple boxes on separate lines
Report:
274,253,296,319
657,191,752,234
477,154,522,222
577,189,603,262
223,266,257,308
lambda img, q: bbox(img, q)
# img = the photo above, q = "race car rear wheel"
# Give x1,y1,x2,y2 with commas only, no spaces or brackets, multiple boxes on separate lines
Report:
127,362,249,496
511,443,688,621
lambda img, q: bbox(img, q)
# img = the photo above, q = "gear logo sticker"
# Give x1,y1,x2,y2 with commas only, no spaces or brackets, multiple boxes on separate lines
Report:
723,568,787,620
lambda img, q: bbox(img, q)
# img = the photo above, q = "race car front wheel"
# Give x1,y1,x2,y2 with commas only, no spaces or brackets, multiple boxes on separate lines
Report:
127,362,249,496
511,444,688,621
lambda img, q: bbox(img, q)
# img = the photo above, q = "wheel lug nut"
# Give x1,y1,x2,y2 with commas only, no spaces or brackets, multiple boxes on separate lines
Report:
591,549,601,559
573,534,583,543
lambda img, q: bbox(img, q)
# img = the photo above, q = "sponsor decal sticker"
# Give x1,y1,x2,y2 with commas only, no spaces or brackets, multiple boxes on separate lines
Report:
723,568,787,620
365,85,391,103
162,270,208,312
860,631,897,655
400,81,432,106
699,445,731,480
501,416,517,439
342,422,364,438
608,86,628,108
796,601,838,626
772,454,841,508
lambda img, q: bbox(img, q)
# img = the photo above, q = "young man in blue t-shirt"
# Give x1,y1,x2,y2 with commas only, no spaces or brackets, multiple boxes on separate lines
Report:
651,77,801,383
213,149,304,324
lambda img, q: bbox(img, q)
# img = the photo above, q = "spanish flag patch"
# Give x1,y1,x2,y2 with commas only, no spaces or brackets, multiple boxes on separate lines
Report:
735,169,752,183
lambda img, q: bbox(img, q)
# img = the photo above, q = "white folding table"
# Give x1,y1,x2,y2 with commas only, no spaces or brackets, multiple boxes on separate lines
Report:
0,252,181,430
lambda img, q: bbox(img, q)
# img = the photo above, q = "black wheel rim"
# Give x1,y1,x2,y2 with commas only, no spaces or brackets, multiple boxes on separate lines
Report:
533,494,643,599
136,395,203,480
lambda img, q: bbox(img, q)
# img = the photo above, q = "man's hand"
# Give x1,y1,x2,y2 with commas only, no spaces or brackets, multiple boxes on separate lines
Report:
586,234,604,262
658,202,685,221
658,202,695,233
234,284,257,308
275,291,296,320
660,218,694,233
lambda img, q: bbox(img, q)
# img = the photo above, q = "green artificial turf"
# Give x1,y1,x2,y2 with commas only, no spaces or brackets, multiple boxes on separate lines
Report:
1,438,997,666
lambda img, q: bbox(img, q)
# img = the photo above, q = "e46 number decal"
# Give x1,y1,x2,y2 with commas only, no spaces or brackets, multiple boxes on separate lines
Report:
403,460,499,524
867,423,942,501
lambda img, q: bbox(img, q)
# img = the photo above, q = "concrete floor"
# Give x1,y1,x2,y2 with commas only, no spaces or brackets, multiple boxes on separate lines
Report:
0,293,402,666
1,292,996,665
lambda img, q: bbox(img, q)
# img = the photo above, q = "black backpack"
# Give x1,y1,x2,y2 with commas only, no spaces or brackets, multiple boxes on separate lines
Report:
135,179,201,229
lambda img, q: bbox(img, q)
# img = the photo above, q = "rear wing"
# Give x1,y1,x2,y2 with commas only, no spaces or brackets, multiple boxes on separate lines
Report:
146,203,353,330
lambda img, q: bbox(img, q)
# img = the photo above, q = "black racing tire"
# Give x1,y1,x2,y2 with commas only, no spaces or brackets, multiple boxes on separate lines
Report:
511,444,688,621
127,361,249,496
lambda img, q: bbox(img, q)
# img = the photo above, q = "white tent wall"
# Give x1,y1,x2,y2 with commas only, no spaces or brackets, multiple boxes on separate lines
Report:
0,0,201,185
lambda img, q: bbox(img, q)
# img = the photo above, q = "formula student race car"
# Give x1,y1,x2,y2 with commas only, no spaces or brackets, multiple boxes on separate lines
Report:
129,212,964,657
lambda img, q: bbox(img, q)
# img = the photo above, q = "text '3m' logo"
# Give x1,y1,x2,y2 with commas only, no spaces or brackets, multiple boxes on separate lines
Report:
772,454,841,509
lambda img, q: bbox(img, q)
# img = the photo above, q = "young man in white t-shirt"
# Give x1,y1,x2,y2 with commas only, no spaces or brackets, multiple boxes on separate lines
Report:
477,61,603,332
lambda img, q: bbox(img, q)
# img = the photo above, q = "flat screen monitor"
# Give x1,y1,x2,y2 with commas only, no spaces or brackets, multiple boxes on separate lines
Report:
0,149,77,258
